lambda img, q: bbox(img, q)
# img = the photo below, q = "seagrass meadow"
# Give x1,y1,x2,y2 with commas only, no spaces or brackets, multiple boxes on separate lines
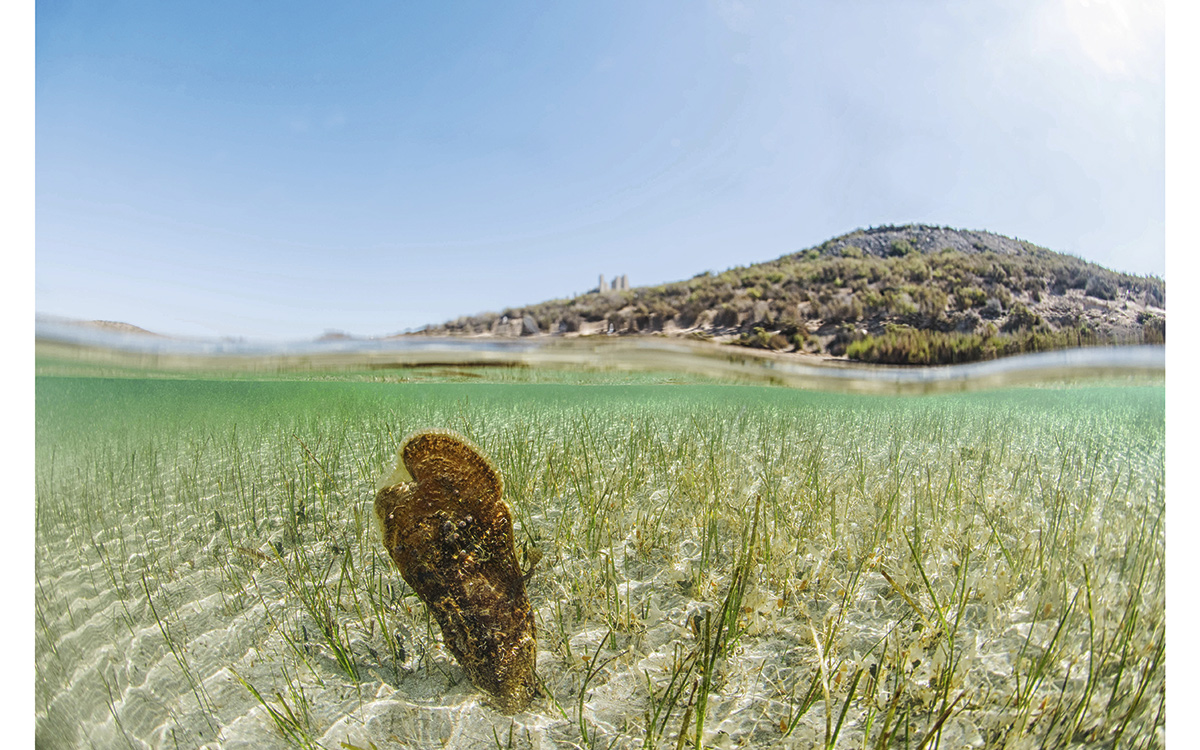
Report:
34,369,1165,749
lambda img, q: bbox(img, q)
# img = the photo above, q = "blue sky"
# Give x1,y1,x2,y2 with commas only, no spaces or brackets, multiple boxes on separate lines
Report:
35,0,1166,340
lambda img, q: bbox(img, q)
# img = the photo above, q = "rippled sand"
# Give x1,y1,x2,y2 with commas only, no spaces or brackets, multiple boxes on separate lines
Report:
35,377,1165,748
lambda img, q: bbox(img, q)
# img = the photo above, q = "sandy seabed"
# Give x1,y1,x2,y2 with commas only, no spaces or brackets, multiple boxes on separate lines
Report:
34,380,1166,749
35,495,1163,749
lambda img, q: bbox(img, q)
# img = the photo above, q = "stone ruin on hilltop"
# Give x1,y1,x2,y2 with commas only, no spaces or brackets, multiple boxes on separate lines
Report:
595,274,629,293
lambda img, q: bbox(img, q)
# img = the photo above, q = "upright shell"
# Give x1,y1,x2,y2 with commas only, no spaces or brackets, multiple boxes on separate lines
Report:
374,430,536,713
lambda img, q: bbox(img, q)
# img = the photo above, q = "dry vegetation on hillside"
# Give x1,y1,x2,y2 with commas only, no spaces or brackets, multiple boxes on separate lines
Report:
419,226,1165,366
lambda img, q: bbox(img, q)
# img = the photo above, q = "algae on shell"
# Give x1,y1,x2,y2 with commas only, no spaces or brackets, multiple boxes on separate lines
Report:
374,430,536,713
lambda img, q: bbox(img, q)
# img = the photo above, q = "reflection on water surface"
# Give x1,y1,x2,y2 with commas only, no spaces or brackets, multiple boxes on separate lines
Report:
36,317,1163,394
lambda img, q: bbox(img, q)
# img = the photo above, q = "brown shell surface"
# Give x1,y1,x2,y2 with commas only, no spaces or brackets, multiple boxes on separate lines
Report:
374,430,536,713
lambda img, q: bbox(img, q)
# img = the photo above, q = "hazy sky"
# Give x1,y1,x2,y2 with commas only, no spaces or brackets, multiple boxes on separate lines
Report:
35,0,1166,340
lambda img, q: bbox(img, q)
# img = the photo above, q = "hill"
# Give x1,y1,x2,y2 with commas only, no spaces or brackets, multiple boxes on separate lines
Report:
77,320,163,336
417,224,1165,365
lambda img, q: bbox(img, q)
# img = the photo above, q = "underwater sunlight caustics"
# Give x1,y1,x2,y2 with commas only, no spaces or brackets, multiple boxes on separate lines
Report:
33,370,1164,749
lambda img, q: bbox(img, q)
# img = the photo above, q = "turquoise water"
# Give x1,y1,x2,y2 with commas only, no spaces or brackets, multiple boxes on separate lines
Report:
34,364,1165,749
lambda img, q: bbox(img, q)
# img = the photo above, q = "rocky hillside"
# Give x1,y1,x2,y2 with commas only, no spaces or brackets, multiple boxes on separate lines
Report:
417,225,1165,365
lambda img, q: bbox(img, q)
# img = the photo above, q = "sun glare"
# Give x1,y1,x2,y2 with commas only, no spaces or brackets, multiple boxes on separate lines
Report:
1059,0,1163,78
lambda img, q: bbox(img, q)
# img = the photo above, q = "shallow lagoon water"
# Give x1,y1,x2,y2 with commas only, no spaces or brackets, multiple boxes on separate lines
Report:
34,337,1165,749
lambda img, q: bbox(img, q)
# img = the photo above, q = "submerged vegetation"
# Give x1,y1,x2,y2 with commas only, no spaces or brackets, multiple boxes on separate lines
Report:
35,374,1164,748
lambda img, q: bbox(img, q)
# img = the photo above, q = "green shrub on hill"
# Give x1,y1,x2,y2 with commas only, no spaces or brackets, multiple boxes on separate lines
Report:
1139,311,1165,344
845,322,1142,365
420,226,1165,365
